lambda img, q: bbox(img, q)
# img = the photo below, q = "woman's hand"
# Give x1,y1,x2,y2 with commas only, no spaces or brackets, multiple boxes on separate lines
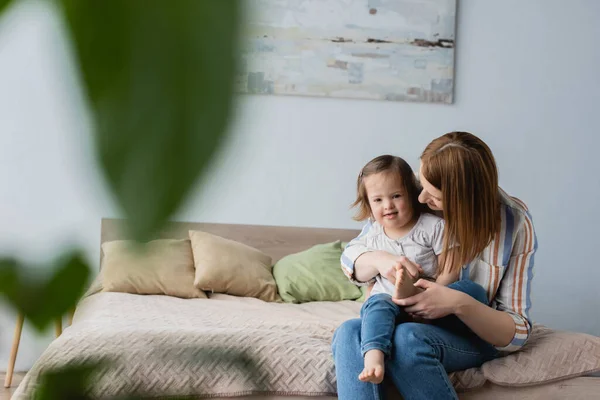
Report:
391,279,466,320
381,256,423,284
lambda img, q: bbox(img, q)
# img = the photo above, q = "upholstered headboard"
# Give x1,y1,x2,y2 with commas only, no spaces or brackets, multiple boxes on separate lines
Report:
100,218,360,265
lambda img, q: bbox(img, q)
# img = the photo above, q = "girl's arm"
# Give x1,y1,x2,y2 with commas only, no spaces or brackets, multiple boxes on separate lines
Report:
430,218,458,286
341,221,377,285
434,250,460,286
341,221,421,284
435,270,458,286
353,251,402,282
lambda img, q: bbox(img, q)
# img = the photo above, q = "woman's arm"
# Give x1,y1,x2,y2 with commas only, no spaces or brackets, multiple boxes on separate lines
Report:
393,279,517,347
395,209,537,350
488,209,537,351
453,293,517,347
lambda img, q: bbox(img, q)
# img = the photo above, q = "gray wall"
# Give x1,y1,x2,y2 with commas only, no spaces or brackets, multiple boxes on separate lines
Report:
1,0,599,370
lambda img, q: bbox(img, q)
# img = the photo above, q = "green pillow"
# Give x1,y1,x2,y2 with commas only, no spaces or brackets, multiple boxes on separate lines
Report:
273,241,362,303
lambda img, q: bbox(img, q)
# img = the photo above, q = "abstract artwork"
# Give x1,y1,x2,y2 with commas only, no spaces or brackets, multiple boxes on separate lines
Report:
237,0,457,104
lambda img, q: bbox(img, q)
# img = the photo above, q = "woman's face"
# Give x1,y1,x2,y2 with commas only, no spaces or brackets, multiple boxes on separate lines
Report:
418,162,444,211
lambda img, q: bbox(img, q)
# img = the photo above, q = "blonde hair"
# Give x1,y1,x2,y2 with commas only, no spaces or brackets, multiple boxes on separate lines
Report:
421,132,500,274
352,155,424,221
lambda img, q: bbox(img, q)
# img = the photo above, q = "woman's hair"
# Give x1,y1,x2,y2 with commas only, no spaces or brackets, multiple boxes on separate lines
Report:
352,155,424,221
420,131,501,274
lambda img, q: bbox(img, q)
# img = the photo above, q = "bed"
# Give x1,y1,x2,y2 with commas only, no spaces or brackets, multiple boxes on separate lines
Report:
12,219,600,399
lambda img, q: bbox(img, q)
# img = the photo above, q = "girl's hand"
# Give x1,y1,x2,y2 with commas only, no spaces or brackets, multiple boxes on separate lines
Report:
383,256,423,284
391,279,466,320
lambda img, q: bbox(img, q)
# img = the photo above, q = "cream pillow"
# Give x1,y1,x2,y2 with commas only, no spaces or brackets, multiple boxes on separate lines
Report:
448,324,600,391
481,325,600,386
188,230,278,302
101,239,207,299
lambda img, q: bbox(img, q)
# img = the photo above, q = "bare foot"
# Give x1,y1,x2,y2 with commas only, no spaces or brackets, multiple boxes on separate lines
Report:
359,349,385,384
393,266,420,299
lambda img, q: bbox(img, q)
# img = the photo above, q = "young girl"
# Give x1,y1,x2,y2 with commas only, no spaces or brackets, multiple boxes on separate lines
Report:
341,155,459,384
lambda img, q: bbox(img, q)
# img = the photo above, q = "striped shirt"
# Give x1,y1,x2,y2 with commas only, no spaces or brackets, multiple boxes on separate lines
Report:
341,188,537,353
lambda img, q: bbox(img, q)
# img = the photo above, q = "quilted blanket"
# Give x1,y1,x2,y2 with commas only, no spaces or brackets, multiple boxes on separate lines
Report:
13,292,600,399
13,293,365,398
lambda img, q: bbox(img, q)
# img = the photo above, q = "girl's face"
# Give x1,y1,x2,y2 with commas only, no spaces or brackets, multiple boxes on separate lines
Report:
418,162,444,211
363,171,414,232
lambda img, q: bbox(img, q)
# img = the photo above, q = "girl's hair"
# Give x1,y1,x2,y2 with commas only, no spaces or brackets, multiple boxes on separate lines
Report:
352,155,423,221
420,131,501,274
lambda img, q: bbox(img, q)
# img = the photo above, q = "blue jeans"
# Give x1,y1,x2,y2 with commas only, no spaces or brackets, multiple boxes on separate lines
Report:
332,280,500,400
360,293,406,357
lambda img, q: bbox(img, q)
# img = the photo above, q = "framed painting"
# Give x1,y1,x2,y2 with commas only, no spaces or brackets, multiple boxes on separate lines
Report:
237,0,457,103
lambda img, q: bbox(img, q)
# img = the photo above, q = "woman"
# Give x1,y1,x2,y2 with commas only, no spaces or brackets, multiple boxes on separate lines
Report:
333,132,537,399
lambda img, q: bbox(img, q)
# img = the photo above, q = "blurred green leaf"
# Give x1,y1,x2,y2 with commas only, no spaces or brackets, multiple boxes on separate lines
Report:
0,251,90,330
170,345,263,383
33,360,105,400
59,0,241,241
30,347,261,400
0,0,14,14
114,346,263,399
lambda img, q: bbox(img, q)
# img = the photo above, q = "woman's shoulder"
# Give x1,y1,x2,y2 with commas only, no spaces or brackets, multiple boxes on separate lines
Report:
498,188,534,230
488,189,536,263
499,188,530,214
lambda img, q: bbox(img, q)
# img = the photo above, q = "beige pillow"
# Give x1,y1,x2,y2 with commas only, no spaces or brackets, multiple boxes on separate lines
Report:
188,230,278,302
481,325,600,386
101,239,207,299
82,273,104,298
449,324,600,391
